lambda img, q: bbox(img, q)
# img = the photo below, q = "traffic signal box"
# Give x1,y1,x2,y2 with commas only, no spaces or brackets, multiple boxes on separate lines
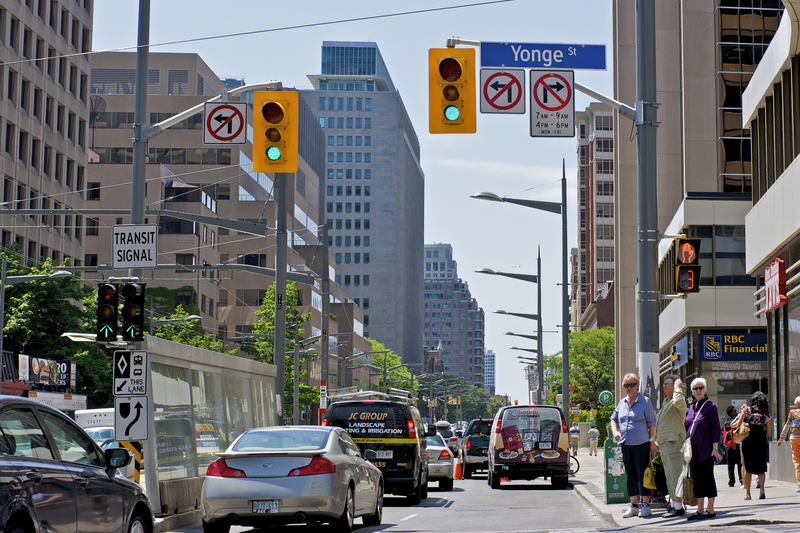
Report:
120,283,146,342
674,238,701,293
253,91,298,173
96,283,119,342
428,48,476,134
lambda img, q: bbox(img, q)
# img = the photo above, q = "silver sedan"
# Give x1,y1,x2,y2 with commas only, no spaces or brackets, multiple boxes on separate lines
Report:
201,426,383,533
426,434,455,490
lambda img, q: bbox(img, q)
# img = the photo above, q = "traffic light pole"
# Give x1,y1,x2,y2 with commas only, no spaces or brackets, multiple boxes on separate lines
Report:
320,224,330,418
275,173,287,422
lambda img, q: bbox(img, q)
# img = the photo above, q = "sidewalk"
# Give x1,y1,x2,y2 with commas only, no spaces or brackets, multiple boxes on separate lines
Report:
571,450,800,528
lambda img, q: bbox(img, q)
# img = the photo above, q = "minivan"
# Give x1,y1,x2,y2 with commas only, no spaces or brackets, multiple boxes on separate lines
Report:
487,405,570,489
324,398,435,504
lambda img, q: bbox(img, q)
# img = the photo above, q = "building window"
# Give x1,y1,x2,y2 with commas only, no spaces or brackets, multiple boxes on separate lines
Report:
364,253,370,264
335,253,342,264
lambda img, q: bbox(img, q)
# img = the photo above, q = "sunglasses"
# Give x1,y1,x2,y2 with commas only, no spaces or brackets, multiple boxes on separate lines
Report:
623,383,638,389
692,386,705,391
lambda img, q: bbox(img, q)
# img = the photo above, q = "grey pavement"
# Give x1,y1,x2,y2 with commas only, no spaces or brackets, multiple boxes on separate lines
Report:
571,449,800,529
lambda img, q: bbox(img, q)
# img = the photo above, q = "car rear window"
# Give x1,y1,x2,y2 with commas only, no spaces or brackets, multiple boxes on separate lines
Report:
426,434,446,447
437,429,454,439
233,429,330,452
327,403,409,439
501,408,563,451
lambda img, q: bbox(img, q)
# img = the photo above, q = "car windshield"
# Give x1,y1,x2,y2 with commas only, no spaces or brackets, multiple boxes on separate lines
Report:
232,429,331,452
426,434,446,447
437,429,454,438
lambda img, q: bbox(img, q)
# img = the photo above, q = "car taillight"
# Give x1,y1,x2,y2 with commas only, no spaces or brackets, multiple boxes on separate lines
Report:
467,440,472,450
288,456,336,477
561,419,568,433
439,449,451,460
206,459,246,478
407,420,416,439
495,419,502,434
321,419,328,426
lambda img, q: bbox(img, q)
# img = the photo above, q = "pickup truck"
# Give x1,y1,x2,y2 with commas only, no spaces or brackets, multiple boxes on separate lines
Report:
458,417,492,478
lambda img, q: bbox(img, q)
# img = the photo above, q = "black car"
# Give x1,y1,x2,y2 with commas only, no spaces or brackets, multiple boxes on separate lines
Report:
0,395,153,533
324,397,435,504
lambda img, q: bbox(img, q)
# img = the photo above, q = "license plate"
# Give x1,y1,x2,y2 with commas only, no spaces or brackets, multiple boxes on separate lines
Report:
252,500,279,513
428,455,436,461
376,450,393,459
538,442,552,450
433,467,442,473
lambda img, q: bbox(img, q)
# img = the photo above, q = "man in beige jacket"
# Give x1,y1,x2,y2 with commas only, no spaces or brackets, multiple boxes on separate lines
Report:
655,375,688,518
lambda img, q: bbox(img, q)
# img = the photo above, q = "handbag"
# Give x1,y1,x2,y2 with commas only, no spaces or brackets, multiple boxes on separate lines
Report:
683,466,697,507
682,400,708,463
643,457,657,490
731,411,750,444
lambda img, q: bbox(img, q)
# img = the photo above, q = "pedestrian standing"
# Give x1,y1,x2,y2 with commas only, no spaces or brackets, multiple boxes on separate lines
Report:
741,391,772,500
723,405,743,487
685,377,722,521
588,424,600,456
655,375,688,518
776,396,800,491
610,373,657,518
569,423,580,455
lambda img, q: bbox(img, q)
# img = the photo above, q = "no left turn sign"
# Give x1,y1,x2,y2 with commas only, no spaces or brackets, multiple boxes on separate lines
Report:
480,68,525,114
204,102,247,144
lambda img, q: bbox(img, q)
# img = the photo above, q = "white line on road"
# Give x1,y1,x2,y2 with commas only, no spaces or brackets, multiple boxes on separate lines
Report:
399,513,418,521
437,498,446,504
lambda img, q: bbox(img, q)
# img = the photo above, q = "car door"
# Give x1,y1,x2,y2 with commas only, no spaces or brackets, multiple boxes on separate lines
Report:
338,433,368,513
0,406,77,533
39,409,124,533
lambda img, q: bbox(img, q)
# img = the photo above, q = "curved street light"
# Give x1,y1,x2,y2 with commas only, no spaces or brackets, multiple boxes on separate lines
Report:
504,331,538,341
494,309,539,321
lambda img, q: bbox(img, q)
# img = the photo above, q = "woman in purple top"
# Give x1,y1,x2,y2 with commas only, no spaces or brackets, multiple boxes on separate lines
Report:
685,377,722,520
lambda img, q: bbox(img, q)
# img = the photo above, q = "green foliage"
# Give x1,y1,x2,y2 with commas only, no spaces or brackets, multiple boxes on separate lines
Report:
415,374,491,422
144,286,200,327
544,327,615,409
153,305,237,354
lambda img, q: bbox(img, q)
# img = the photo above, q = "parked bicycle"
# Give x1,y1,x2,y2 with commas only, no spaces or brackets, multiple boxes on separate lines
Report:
568,454,580,476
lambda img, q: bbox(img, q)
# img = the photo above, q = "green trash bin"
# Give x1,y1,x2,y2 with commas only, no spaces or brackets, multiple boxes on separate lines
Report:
604,430,629,504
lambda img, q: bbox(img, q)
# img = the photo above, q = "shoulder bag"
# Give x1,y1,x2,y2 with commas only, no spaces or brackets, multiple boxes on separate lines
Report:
682,465,697,506
681,400,707,463
643,456,657,490
731,410,750,444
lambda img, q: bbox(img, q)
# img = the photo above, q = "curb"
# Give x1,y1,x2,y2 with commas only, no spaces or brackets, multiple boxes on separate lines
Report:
154,510,201,533
572,484,620,528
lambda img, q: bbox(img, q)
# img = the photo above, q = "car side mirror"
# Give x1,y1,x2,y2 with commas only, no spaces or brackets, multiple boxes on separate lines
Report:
363,449,378,460
106,447,132,469
427,425,437,437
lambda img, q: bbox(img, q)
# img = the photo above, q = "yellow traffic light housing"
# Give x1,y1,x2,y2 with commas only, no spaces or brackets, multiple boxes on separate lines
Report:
674,238,701,293
253,91,298,173
428,48,476,134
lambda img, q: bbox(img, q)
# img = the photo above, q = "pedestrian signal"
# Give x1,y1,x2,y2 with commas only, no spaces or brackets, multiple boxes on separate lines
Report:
428,48,476,134
96,283,119,342
253,91,298,173
674,238,701,293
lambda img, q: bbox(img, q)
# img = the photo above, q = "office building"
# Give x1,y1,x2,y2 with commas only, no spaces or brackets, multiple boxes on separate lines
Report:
423,243,486,387
0,0,93,269
740,1,800,483
484,348,495,396
301,41,424,367
613,1,781,405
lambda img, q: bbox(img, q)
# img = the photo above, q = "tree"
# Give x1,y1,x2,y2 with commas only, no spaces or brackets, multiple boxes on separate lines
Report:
152,305,237,354
415,374,490,422
363,338,410,391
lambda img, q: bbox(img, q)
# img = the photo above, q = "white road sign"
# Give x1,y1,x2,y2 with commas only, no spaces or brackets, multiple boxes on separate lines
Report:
530,70,575,137
480,68,525,114
112,224,157,269
113,351,148,396
115,396,148,441
204,102,248,144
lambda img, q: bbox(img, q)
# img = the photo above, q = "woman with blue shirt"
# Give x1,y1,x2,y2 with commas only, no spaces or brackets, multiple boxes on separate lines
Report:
610,373,657,518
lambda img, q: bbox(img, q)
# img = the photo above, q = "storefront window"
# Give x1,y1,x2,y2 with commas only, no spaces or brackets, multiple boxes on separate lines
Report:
152,362,197,480
191,370,225,471
787,301,800,426
225,375,253,443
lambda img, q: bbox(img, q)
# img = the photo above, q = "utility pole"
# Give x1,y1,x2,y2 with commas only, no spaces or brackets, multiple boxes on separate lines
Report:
275,173,287,422
320,224,329,418
537,247,543,405
561,162,569,411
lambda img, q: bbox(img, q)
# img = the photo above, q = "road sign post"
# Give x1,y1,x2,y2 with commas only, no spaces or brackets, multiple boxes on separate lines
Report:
480,69,525,114
530,71,574,138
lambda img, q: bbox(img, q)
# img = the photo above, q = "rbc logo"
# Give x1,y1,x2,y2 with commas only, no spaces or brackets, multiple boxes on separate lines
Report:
703,335,722,359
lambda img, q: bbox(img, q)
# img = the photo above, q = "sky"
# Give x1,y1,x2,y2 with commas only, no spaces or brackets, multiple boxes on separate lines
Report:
92,0,615,405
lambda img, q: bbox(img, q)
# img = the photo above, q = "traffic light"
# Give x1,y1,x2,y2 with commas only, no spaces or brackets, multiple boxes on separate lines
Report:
252,90,298,173
428,48,476,134
674,238,701,293
492,397,497,406
120,283,146,341
96,283,119,342
514,400,519,405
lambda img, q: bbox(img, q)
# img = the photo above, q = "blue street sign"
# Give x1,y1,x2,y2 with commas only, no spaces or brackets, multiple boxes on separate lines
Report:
481,42,606,70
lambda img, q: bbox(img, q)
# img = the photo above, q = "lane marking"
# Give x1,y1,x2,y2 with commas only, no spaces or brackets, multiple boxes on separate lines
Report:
399,513,418,521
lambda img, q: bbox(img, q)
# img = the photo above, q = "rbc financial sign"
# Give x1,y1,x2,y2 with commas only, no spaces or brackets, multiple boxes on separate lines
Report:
700,333,767,362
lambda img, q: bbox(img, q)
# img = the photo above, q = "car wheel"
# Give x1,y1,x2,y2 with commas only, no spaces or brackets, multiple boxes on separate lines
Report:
332,484,355,532
440,478,454,491
128,509,151,533
489,470,500,489
406,480,421,505
551,475,569,489
362,482,383,526
202,520,230,533
5,521,27,533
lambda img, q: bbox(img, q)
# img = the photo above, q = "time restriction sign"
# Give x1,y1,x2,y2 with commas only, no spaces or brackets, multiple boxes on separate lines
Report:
480,68,525,114
530,70,575,138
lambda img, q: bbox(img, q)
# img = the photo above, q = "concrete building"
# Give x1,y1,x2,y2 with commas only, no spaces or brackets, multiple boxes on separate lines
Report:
740,0,800,483
0,0,93,268
300,41,424,367
484,348,496,396
575,103,615,329
613,1,780,404
423,243,486,387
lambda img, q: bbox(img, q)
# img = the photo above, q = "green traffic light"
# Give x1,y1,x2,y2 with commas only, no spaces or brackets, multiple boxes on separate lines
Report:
267,146,282,161
444,105,460,121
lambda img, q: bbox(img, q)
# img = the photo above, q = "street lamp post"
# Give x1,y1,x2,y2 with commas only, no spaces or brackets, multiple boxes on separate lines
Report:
148,314,202,335
472,164,569,410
